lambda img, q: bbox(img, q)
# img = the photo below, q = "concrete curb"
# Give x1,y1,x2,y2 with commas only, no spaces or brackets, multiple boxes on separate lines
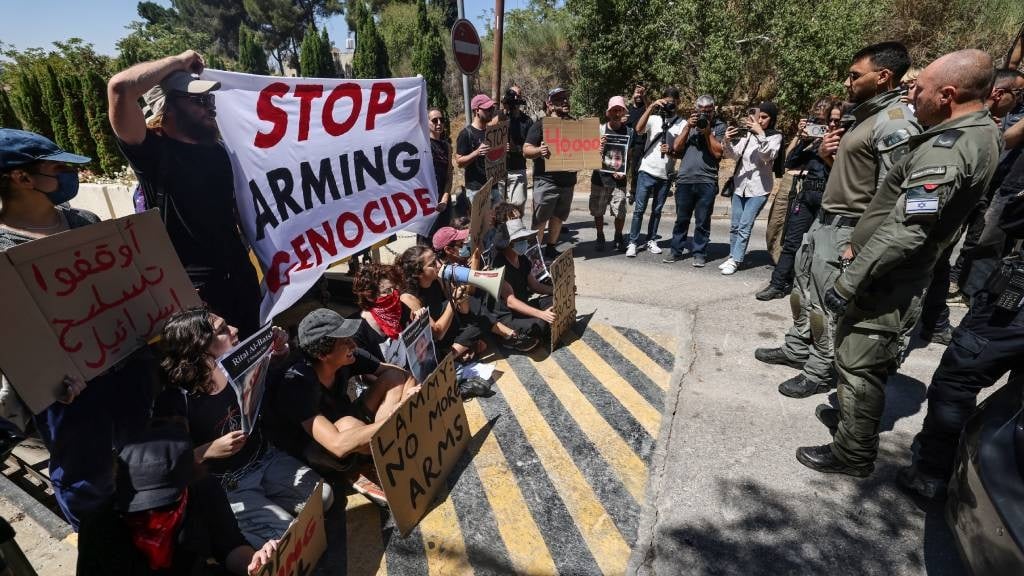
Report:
0,473,71,541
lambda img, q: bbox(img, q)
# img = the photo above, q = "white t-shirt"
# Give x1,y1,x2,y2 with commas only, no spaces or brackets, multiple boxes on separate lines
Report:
638,115,687,180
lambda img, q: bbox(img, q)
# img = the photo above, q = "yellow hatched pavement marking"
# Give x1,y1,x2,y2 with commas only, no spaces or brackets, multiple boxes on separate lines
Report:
463,399,559,575
589,324,672,390
419,488,474,575
532,353,649,502
562,338,662,438
493,359,632,576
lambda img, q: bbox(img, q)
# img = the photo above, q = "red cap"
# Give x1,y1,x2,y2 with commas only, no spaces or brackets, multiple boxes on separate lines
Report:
432,227,470,251
471,94,495,110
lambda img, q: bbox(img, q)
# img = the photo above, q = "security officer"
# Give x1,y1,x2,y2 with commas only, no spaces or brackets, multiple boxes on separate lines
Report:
899,145,1024,499
755,42,920,398
796,49,1003,477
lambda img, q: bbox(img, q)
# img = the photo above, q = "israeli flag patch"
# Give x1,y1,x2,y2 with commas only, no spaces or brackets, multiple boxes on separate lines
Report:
905,186,939,215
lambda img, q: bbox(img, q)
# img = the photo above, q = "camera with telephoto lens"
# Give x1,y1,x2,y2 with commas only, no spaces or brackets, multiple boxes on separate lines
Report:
696,112,710,130
502,88,526,109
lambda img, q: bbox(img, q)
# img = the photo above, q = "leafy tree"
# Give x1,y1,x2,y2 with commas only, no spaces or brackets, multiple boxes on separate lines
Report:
0,89,22,129
299,24,327,77
378,2,419,76
173,0,247,58
57,72,96,163
352,12,392,78
238,25,271,74
430,0,458,29
115,19,217,70
81,70,123,175
412,0,448,111
244,0,344,74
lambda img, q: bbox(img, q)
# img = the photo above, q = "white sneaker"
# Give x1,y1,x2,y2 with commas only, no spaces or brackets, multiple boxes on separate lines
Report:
626,243,637,257
718,257,735,270
720,259,738,275
646,240,662,254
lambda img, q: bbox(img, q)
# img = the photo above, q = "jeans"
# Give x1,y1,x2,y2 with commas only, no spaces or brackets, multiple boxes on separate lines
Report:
628,171,670,244
670,182,717,257
729,194,768,262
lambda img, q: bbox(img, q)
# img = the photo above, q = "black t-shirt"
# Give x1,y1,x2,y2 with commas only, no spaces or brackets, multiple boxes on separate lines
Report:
117,130,251,282
493,251,532,302
431,137,451,195
456,125,488,189
525,117,579,188
626,104,646,150
153,385,265,480
507,114,533,171
353,306,412,362
785,139,831,182
265,353,380,460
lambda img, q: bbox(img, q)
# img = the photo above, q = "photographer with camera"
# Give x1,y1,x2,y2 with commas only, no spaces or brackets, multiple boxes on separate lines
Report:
502,85,533,212
756,100,844,300
665,95,727,267
625,87,686,257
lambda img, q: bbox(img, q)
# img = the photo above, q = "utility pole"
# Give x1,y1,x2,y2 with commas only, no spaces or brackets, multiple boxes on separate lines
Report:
492,0,504,102
457,0,472,122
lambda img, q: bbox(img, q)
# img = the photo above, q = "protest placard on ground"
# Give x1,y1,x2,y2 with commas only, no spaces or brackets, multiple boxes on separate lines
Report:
217,323,274,434
542,117,602,172
484,120,508,184
601,132,630,174
371,354,468,536
549,248,576,352
0,210,201,414
249,482,326,576
203,71,438,323
400,312,437,383
468,177,494,252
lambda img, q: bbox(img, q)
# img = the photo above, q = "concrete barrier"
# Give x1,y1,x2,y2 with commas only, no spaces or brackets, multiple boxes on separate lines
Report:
69,182,137,220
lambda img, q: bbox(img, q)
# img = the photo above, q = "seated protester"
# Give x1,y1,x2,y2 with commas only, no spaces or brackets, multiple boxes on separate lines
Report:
0,129,159,536
265,309,420,505
155,307,331,548
351,263,414,362
96,425,278,576
491,216,556,340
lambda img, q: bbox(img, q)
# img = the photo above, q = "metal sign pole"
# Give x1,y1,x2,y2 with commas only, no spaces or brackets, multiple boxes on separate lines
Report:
458,0,472,122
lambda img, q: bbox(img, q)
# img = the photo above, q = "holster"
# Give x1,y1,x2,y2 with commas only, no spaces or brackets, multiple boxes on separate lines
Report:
985,255,1024,312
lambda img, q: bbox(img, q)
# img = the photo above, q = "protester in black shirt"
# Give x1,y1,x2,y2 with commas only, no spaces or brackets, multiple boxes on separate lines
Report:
490,214,555,340
525,87,579,259
626,84,648,199
428,107,453,241
265,309,419,504
155,307,330,548
502,85,533,212
456,94,501,210
108,50,261,337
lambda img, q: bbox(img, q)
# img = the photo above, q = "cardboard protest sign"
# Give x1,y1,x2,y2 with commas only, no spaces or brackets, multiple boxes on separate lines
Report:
0,210,201,414
371,354,468,535
484,120,508,184
549,248,576,352
468,177,494,252
400,312,437,383
250,482,327,576
204,70,438,322
601,132,630,174
542,117,602,172
217,323,274,434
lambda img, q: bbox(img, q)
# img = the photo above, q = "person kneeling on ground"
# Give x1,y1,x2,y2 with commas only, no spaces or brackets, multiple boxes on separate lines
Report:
489,206,556,340
351,263,416,361
155,307,332,548
264,309,420,505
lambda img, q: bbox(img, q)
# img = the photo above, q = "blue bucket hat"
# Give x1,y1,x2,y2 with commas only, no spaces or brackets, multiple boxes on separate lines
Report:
0,129,91,171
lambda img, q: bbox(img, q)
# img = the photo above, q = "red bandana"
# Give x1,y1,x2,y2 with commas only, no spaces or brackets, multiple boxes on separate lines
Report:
125,488,189,571
370,291,403,339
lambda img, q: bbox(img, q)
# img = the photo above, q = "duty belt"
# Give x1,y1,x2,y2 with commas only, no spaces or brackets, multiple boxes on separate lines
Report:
819,211,859,227
799,178,828,194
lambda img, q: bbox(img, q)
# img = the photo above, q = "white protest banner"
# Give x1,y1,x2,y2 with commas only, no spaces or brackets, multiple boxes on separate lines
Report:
217,323,274,434
204,70,438,322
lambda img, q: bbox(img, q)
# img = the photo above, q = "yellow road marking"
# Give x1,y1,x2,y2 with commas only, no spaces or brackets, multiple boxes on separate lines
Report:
419,487,474,575
463,399,558,575
493,359,632,576
532,354,649,502
589,324,672,390
344,498,387,575
561,339,662,438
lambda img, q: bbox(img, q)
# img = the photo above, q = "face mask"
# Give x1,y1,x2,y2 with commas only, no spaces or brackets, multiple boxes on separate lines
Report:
513,239,530,255
33,171,80,205
458,243,471,259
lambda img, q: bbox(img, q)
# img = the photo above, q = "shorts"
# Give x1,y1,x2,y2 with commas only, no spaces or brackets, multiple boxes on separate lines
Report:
532,179,574,224
589,182,627,219
506,170,528,209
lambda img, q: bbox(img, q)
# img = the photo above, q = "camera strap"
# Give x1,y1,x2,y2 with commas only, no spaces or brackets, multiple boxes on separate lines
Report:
643,116,680,159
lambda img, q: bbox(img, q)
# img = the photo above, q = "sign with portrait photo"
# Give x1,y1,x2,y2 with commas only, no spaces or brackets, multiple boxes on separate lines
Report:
217,323,275,434
600,132,630,174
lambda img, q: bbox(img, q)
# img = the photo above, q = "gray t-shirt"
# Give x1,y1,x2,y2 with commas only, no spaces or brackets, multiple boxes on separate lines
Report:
676,119,727,185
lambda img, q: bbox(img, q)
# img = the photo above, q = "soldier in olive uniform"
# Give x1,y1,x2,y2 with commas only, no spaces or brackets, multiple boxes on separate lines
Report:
796,49,1003,477
755,42,920,399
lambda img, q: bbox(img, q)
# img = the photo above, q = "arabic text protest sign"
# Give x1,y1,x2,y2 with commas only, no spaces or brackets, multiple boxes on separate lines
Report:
250,482,327,576
204,70,438,322
371,354,468,535
549,248,576,352
484,120,508,183
0,210,201,413
217,323,274,434
542,117,602,172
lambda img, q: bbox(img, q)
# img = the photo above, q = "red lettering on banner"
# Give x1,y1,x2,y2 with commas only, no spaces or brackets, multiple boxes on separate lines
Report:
336,212,364,249
367,83,396,130
323,83,361,137
380,195,398,227
254,82,290,149
392,192,417,224
414,187,436,216
365,200,387,233
290,236,314,272
266,251,296,293
307,223,338,266
294,85,325,142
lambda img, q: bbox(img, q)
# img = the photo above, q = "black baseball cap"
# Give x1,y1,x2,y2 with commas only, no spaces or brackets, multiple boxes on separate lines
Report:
0,129,91,171
297,308,361,349
115,427,193,513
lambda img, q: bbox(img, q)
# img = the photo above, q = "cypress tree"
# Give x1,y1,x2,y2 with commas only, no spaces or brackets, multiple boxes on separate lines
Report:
352,13,391,79
38,63,73,152
81,70,123,175
10,69,52,138
238,25,270,75
299,24,325,77
412,0,448,111
320,27,337,78
0,89,22,129
58,72,97,164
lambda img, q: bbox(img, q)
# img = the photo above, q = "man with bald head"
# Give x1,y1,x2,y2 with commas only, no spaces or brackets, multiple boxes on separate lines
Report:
796,49,1003,477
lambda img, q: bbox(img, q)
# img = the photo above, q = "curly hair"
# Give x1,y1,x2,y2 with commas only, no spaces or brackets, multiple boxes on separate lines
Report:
299,335,337,360
353,263,405,310
397,245,433,299
160,306,217,394
492,202,521,226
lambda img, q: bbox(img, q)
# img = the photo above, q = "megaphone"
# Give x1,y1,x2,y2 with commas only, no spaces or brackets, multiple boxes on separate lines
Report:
440,264,505,301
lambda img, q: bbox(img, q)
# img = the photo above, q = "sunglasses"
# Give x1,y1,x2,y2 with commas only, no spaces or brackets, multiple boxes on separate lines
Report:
177,93,215,107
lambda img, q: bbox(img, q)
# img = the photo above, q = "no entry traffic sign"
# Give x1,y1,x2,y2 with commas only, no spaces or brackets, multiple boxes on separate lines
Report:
451,18,482,75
